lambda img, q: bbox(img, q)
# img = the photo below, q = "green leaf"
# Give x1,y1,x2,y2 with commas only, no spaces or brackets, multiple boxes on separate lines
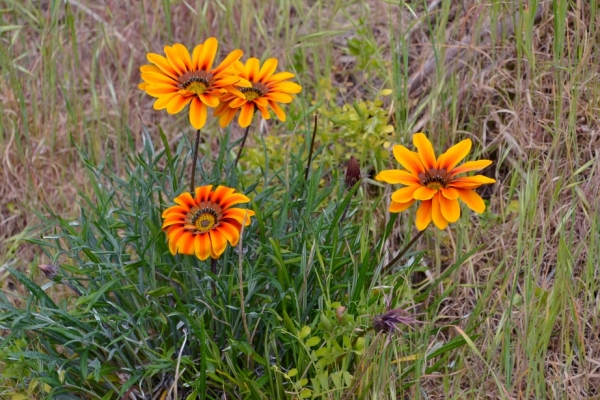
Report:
298,326,311,339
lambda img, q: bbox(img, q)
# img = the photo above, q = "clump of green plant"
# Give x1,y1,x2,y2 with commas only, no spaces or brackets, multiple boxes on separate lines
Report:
1,32,493,400
245,90,394,172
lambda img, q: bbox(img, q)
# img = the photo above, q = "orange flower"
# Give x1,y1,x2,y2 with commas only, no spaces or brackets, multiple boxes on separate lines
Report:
213,58,301,128
376,133,495,231
139,38,248,129
162,185,255,260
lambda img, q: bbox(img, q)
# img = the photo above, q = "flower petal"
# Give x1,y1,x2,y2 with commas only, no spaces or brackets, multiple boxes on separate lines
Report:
246,58,260,82
253,96,268,107
166,226,186,254
145,84,180,96
217,221,241,246
265,92,293,103
450,160,493,176
391,186,420,203
173,43,193,72
163,45,186,76
140,64,162,74
194,233,211,260
141,71,177,85
257,105,270,119
257,58,278,82
238,103,255,127
437,139,471,171
392,145,425,176
449,175,496,188
213,51,244,77
269,100,286,121
439,195,460,223
375,169,420,185
441,187,459,200
224,85,246,99
198,37,218,71
178,232,195,255
413,133,437,170
229,97,247,108
268,81,302,94
147,53,179,79
413,186,436,200
194,185,213,202
162,215,185,229
166,95,192,114
389,199,415,213
189,97,208,130
415,200,432,231
162,205,189,218
456,189,486,213
267,72,295,84
431,193,449,230
191,44,203,70
222,208,255,225
199,93,220,108
153,93,179,110
216,106,238,128
211,186,236,206
174,192,196,208
209,229,228,257
219,193,251,210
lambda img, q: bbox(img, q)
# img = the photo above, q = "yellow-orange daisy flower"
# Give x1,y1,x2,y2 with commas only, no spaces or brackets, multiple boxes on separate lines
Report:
162,185,255,260
139,38,248,129
376,133,496,231
213,58,301,128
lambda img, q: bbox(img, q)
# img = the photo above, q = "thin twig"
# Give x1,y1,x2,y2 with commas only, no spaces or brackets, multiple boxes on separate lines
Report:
190,129,201,193
234,125,251,168
238,212,254,371
167,328,188,400
381,229,426,274
304,114,318,181
238,212,253,369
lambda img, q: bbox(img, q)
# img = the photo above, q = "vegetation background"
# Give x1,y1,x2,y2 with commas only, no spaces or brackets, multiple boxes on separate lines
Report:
1,0,599,399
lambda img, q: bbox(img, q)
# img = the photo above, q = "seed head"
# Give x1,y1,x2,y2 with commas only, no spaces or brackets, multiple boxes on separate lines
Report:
38,264,58,279
373,307,418,334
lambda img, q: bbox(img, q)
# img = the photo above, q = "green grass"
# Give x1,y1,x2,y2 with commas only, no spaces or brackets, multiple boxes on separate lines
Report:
2,0,600,399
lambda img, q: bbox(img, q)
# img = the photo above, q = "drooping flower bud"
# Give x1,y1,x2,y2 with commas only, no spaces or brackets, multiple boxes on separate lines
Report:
38,264,58,279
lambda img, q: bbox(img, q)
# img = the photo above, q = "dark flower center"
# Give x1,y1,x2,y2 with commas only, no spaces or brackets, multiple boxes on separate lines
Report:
184,201,222,234
241,82,269,101
178,71,214,94
418,168,451,190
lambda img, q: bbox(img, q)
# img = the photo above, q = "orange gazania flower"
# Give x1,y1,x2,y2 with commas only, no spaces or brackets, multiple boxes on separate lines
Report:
162,185,255,260
213,58,301,128
376,133,496,231
139,38,247,129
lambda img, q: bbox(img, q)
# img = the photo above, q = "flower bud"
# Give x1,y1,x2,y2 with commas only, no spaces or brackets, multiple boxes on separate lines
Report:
344,156,361,189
